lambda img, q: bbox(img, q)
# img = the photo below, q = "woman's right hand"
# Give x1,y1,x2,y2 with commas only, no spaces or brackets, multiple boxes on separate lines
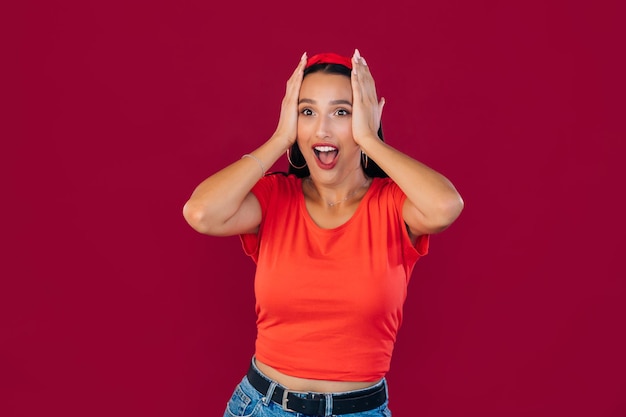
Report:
273,52,307,146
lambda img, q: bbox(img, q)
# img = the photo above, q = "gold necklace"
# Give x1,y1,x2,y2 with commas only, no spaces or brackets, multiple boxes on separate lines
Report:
306,178,370,207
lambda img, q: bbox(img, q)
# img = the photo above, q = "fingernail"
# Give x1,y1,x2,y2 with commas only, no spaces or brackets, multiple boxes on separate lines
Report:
355,48,361,58
301,52,307,60
361,57,367,66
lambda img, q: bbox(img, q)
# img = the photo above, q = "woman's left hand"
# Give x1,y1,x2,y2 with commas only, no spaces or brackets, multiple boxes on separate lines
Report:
350,49,385,146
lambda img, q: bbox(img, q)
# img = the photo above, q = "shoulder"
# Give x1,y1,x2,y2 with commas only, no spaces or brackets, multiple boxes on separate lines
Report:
258,172,298,185
369,177,404,201
261,172,301,192
370,177,396,190
251,172,301,206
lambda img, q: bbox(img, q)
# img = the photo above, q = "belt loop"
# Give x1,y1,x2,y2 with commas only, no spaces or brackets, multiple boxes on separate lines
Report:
263,381,278,406
324,393,333,416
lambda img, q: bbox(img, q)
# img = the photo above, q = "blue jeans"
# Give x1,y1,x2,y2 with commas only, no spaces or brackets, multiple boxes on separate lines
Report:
223,363,392,417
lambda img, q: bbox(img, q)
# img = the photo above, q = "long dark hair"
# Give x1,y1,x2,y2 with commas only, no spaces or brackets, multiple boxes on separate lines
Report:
287,63,388,178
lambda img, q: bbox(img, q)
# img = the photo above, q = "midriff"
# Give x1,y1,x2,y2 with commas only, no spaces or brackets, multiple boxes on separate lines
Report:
255,358,381,393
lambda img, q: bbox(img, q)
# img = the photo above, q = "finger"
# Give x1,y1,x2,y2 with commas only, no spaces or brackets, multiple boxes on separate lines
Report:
290,52,307,77
287,52,307,87
285,53,306,95
353,70,377,108
352,50,376,95
353,49,370,75
355,48,368,68
351,50,367,90
284,52,307,101
351,56,362,102
356,55,375,88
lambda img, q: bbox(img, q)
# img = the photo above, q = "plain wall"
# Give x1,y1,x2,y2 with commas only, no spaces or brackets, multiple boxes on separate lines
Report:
4,1,625,416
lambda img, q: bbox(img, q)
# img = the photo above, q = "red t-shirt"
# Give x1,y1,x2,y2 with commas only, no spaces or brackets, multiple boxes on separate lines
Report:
240,173,428,381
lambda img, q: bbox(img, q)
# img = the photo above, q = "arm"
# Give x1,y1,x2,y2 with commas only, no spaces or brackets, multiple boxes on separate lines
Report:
182,53,307,236
351,50,464,237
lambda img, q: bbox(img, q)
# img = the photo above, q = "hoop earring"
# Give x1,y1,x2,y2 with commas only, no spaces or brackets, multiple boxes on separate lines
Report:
287,148,307,169
361,151,369,169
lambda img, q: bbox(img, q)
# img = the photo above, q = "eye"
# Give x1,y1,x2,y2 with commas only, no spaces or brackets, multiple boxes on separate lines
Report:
300,108,314,116
335,109,350,116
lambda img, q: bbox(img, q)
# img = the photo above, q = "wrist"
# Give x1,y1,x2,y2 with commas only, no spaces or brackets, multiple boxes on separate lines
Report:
269,132,296,152
355,132,381,151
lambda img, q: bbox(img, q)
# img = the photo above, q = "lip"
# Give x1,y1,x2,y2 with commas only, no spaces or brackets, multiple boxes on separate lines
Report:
312,143,339,170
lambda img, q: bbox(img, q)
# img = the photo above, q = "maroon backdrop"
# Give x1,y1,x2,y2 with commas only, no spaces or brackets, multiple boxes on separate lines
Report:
4,1,625,416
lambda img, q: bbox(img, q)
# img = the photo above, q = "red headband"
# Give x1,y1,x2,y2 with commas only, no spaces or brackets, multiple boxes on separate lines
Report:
305,52,352,69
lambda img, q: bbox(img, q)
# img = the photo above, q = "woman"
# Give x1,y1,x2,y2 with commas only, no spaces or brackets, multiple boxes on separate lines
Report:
183,49,464,417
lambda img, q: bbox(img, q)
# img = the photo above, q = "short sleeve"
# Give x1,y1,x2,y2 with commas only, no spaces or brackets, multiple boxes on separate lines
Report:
239,173,280,263
384,179,430,266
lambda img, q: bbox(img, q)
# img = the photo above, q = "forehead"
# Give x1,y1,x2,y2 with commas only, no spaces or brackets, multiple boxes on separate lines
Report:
299,72,352,100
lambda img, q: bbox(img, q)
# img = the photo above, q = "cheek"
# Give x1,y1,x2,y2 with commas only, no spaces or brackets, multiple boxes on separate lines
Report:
335,118,353,135
296,117,313,136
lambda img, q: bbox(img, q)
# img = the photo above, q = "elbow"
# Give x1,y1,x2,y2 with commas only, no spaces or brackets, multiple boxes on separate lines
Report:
446,193,464,221
419,193,464,234
435,193,464,231
182,201,212,234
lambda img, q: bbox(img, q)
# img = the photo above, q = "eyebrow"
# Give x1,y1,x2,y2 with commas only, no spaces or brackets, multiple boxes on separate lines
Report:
298,98,353,106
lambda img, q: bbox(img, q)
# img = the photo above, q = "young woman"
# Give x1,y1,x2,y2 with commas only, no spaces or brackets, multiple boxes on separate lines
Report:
183,49,464,417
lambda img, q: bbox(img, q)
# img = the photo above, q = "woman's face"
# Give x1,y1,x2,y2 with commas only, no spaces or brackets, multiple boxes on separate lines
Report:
297,72,361,181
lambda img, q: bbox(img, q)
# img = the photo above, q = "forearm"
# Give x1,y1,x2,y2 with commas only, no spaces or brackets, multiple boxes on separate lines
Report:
182,134,291,233
360,135,464,233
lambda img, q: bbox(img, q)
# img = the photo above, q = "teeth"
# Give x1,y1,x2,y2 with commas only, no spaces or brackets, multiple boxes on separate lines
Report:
314,146,337,152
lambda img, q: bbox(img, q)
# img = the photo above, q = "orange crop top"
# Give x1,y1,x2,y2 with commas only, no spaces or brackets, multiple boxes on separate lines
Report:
240,174,429,381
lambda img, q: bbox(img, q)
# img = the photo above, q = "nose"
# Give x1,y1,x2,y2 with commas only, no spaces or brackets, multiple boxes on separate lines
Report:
315,115,331,139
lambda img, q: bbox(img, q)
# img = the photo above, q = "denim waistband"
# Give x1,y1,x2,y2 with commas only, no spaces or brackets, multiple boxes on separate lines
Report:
249,357,387,395
247,357,388,416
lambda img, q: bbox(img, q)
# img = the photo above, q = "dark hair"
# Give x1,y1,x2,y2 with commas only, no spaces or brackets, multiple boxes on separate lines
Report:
287,63,388,178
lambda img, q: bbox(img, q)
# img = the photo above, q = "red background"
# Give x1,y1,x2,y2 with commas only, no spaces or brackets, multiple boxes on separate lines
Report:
4,1,625,416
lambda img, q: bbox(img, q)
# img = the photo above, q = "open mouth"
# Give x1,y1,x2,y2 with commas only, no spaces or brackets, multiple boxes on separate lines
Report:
313,145,339,166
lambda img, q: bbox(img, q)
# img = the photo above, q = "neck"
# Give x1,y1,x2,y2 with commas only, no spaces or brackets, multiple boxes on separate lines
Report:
306,175,371,207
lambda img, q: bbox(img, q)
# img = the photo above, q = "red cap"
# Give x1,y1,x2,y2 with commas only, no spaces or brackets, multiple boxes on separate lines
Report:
305,52,352,69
